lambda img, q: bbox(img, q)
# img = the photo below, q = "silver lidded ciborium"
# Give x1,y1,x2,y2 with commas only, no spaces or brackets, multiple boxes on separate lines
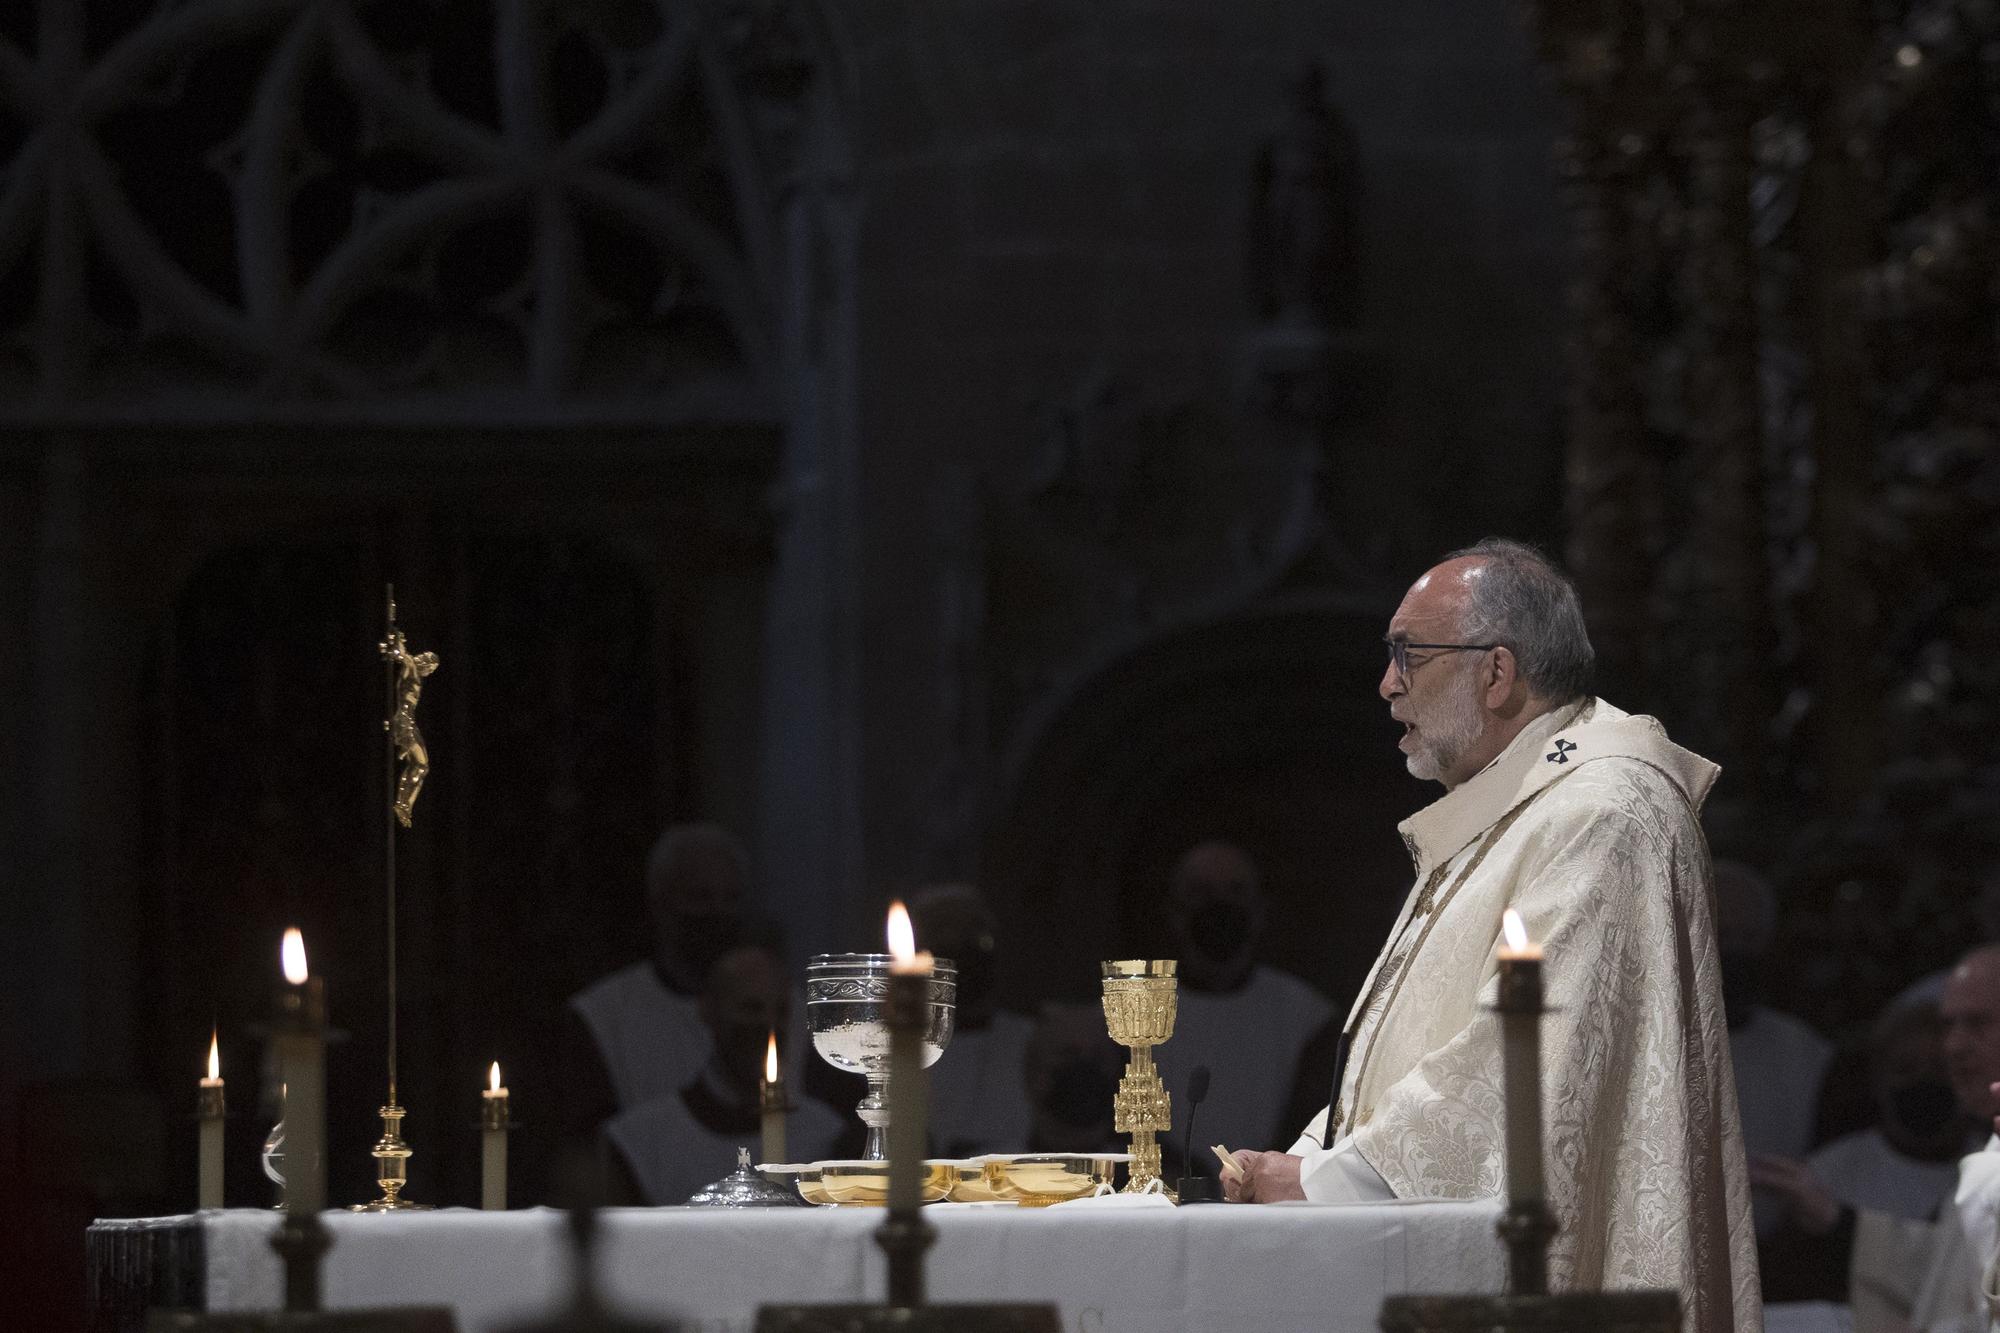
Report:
806,953,956,1160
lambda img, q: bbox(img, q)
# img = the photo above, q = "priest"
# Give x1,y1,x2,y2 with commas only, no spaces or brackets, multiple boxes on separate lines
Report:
1223,539,1760,1333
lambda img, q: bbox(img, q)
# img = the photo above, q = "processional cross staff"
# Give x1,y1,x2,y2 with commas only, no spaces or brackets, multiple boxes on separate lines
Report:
354,585,439,1211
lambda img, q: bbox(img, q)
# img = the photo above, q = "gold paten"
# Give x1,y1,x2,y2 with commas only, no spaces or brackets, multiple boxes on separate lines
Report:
1100,960,1178,1197
811,1160,954,1206
981,1153,1126,1207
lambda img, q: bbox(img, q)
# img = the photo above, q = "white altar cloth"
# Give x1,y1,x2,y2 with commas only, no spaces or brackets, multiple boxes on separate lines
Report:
198,1199,1505,1333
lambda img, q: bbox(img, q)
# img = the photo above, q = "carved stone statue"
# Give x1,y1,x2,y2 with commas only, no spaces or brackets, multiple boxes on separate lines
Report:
1249,63,1362,328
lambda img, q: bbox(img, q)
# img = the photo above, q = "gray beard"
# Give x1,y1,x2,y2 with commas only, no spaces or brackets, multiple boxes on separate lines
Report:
1404,681,1485,784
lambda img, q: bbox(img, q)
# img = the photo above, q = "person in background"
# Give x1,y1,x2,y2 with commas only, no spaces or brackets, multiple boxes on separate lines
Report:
1153,840,1332,1185
604,944,843,1204
1716,858,1837,1239
1023,1004,1125,1155
551,823,809,1192
908,884,1034,1157
1754,946,2000,1330
1906,949,2000,1333
1808,1004,1973,1221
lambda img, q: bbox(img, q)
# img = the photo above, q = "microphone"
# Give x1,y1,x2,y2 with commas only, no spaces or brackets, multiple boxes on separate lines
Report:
1178,1065,1217,1203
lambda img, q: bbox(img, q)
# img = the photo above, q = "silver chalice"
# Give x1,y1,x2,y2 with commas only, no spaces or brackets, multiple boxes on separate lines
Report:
806,953,956,1160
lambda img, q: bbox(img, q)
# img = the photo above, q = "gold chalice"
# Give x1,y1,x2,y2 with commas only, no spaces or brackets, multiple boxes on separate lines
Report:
1100,959,1178,1196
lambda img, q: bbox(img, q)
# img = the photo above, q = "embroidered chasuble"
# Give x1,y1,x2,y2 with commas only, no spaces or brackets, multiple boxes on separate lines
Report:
1290,698,1760,1333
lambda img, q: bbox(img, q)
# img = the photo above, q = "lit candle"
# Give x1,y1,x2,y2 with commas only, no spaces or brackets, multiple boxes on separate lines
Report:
198,1030,225,1209
886,901,935,976
884,901,932,1227
1496,909,1545,1211
273,928,326,1217
481,1061,508,1210
759,1032,787,1170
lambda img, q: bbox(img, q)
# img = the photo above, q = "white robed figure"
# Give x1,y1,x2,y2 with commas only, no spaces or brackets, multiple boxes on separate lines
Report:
1225,540,1760,1333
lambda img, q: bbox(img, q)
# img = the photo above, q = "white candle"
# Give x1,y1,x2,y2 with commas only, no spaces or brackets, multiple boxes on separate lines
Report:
198,1031,225,1210
1497,909,1545,1208
759,1032,786,1169
884,901,932,1217
481,1061,508,1210
275,928,326,1217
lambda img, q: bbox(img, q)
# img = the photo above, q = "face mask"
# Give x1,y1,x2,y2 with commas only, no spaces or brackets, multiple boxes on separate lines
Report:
1718,951,1763,1027
1042,1060,1117,1127
670,913,742,976
1888,1079,1961,1139
1187,902,1253,964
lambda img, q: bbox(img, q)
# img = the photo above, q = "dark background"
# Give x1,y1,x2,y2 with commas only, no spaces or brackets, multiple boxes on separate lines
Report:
2,1,1996,1327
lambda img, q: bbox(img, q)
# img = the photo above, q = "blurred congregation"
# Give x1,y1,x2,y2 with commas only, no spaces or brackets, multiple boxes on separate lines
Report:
539,822,1336,1209
546,814,2000,1324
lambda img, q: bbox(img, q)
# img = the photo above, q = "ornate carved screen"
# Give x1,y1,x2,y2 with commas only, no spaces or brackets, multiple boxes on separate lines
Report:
0,0,838,422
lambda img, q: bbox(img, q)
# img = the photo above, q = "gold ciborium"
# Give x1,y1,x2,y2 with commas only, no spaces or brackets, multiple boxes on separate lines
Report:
1100,959,1177,1196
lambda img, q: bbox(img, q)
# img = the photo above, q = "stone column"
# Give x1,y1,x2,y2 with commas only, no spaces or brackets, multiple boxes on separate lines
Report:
1675,17,1776,798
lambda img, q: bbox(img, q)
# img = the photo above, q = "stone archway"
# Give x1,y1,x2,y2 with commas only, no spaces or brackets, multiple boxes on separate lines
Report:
982,594,1432,1012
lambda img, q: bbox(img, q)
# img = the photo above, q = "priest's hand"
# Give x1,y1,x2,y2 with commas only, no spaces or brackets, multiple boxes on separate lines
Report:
1747,1154,1841,1235
1222,1150,1305,1203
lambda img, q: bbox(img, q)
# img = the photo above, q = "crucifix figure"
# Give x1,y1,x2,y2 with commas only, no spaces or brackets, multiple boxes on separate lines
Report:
382,624,439,828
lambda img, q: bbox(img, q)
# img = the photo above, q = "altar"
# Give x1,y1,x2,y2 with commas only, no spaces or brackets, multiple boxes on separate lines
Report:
89,1199,1506,1333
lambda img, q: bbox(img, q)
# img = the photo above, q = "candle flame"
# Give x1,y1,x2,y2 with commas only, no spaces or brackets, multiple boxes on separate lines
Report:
489,1061,501,1092
765,1031,779,1084
206,1030,219,1081
1501,909,1530,953
281,927,308,984
886,900,916,961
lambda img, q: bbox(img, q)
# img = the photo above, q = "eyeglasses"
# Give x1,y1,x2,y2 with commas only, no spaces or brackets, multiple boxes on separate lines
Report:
1385,638,1500,680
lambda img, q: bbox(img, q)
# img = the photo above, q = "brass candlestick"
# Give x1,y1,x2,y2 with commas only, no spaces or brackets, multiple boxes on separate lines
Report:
1100,959,1178,1196
353,1103,423,1212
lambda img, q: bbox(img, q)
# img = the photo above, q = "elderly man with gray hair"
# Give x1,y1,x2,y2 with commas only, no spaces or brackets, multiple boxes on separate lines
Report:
1222,539,1760,1333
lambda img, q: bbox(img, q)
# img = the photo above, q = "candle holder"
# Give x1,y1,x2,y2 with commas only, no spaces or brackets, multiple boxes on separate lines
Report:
352,1104,431,1212
1099,959,1178,1196
805,953,956,1161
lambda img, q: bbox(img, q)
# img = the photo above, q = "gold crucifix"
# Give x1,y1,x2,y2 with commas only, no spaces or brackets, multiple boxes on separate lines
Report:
380,596,438,828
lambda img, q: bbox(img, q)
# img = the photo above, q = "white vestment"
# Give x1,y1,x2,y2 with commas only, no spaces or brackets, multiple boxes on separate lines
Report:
1909,1138,2000,1333
1157,964,1334,1164
1734,1004,1836,1235
1290,698,1760,1333
570,961,810,1110
929,1010,1035,1158
606,1083,847,1204
1811,1128,1964,1222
